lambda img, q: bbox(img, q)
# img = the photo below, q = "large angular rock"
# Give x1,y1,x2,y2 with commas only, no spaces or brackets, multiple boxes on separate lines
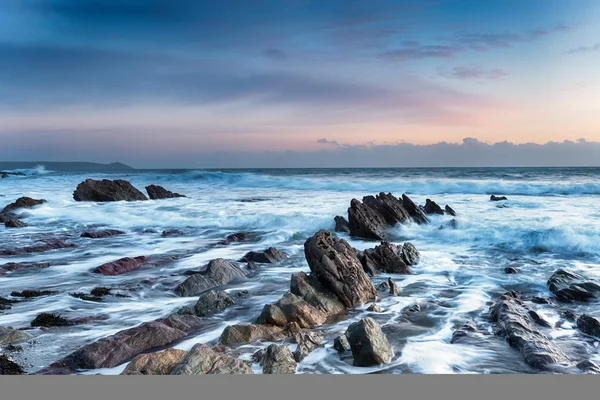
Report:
175,258,248,297
577,314,600,338
401,194,429,224
362,193,410,226
345,317,393,366
256,292,328,329
145,184,186,200
121,348,188,375
547,269,600,301
73,179,148,202
241,247,288,264
334,216,350,233
262,344,296,374
290,272,345,316
0,197,46,215
400,242,420,266
424,199,444,215
171,344,253,375
489,292,569,370
194,290,236,317
93,256,148,276
347,198,389,240
304,230,377,308
359,241,411,274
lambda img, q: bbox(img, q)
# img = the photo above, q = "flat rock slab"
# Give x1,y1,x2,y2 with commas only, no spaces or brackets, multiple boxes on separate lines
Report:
93,256,148,276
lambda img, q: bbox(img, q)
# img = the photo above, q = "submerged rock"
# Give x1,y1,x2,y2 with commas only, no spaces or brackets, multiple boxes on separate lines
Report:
4,219,27,228
73,179,148,202
490,195,508,201
11,289,57,298
577,314,600,338
0,326,33,345
262,344,296,374
194,290,236,317
93,256,148,276
122,348,188,375
450,321,479,344
334,216,350,233
241,247,288,264
424,199,444,215
216,232,253,246
0,239,76,256
171,343,253,375
145,185,186,200
292,331,324,362
31,313,71,327
505,266,519,274
175,258,248,297
345,317,393,366
161,229,184,237
547,269,600,301
0,197,46,215
81,229,125,239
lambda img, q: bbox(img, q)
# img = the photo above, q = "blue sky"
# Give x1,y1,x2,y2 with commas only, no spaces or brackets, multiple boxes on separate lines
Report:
0,0,599,167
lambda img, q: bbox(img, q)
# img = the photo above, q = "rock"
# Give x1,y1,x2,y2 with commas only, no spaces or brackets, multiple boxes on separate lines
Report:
362,193,410,226
547,269,600,301
0,326,33,345
0,173,6,179
424,199,444,215
577,360,600,374
175,258,248,297
401,194,429,224
0,197,46,215
489,291,569,370
31,313,71,327
73,179,148,202
262,344,296,374
360,242,411,274
0,297,17,310
0,354,24,375
401,242,420,266
0,239,76,256
377,281,390,292
171,343,253,375
450,322,478,344
241,247,288,264
345,317,393,366
505,266,519,274
347,198,389,240
218,323,286,347
334,216,350,233
292,331,324,362
388,278,399,296
531,297,551,305
122,348,188,375
44,314,204,372
194,290,236,317
303,230,377,308
10,289,57,298
216,232,252,246
490,195,508,201
93,256,148,276
252,349,266,365
333,334,350,353
145,185,186,200
367,303,382,313
289,272,345,317
90,287,112,297
444,205,457,216
256,292,328,329
5,219,27,228
81,230,125,239
70,292,104,302
161,229,184,237
577,315,600,338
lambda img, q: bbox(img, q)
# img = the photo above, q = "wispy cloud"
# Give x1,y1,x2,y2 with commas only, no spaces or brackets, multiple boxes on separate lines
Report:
317,138,340,146
438,65,508,81
566,43,600,54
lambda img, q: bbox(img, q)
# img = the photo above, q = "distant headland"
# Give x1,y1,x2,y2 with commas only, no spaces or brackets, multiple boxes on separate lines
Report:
0,162,135,171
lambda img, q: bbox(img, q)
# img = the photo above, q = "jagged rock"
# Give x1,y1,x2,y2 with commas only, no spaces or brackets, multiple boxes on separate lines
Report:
388,278,399,296
401,242,420,266
304,230,377,308
0,239,75,257
171,343,253,375
93,256,148,276
367,303,382,313
292,331,324,362
218,323,299,346
424,199,444,215
31,313,71,327
531,297,551,305
347,198,389,240
290,272,345,317
505,266,519,274
577,360,600,374
401,194,429,224
577,315,600,338
445,205,456,216
547,269,600,301
194,290,236,317
256,292,328,329
360,242,411,275
450,322,478,344
81,229,125,238
334,334,350,352
122,348,188,375
0,354,24,375
490,195,508,201
145,185,186,200
216,232,252,246
4,219,27,228
0,197,46,215
262,344,296,374
175,258,248,297
489,291,569,370
345,317,393,366
241,247,288,264
11,289,57,298
73,179,148,202
43,314,204,373
362,193,410,226
0,326,33,345
334,216,350,233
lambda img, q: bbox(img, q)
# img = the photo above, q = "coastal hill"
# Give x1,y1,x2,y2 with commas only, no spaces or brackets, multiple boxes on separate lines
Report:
0,162,134,171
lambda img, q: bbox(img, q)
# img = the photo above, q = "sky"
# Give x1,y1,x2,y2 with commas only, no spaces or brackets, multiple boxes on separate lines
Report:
1,0,599,168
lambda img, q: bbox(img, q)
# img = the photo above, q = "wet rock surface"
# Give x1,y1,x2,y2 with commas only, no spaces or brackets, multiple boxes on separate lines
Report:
262,344,297,374
576,315,600,338
490,195,508,201
548,269,600,302
359,241,411,275
73,179,148,202
0,239,76,256
145,184,186,200
171,343,253,375
424,199,444,215
175,258,248,297
194,290,236,317
93,256,149,276
334,216,350,233
345,317,393,366
122,348,188,375
81,229,125,239
241,247,288,264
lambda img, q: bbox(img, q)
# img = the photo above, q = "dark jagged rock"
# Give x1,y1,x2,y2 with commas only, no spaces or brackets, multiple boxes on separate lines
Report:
194,290,236,317
122,348,188,375
304,230,377,308
44,314,204,373
0,296,17,310
489,291,569,370
577,360,600,374
216,232,252,246
289,272,345,317
367,303,382,313
90,287,112,297
531,296,551,305
345,317,393,366
161,229,184,237
175,258,248,297
0,197,46,215
450,321,478,344
577,315,600,338
388,278,399,296
401,242,420,266
0,172,7,179
256,293,328,329
93,256,148,276
73,179,148,202
241,247,288,264
334,334,350,353
263,344,296,374
347,198,389,240
547,269,600,302
145,185,186,200
31,313,70,327
292,331,324,362
70,292,103,302
359,242,411,275
0,239,76,256
505,266,519,274
0,354,24,375
170,344,253,375
5,219,27,228
445,205,457,216
362,193,410,226
0,326,33,345
11,289,57,298
334,216,350,233
424,199,444,215
490,195,508,201
401,194,429,224
81,229,125,239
